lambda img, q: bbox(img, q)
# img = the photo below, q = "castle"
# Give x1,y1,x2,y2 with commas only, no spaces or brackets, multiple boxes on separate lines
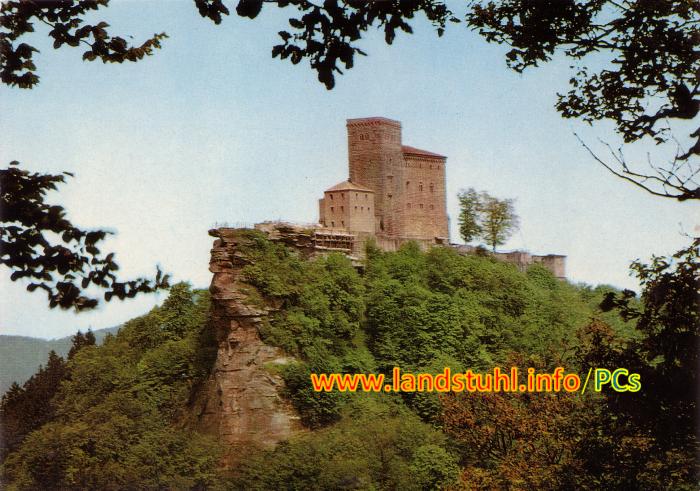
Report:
256,116,566,279
317,116,449,252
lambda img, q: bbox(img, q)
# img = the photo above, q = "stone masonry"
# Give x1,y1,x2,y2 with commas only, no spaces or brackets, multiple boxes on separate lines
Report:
312,116,566,278
318,117,450,250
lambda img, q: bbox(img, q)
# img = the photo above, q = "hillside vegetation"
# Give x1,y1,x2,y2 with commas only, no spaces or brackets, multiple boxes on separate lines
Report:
1,233,697,490
0,327,119,395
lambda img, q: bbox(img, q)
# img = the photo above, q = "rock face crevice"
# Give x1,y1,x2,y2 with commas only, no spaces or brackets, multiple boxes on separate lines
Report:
195,228,304,466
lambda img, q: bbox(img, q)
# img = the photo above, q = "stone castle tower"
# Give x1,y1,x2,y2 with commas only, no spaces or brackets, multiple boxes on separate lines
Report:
318,117,449,251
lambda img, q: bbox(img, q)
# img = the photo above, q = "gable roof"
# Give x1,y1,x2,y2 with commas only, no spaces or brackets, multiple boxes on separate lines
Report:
402,145,446,159
324,180,375,193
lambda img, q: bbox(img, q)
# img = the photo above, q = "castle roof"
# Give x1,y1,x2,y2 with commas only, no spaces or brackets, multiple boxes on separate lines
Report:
324,180,375,193
402,145,446,159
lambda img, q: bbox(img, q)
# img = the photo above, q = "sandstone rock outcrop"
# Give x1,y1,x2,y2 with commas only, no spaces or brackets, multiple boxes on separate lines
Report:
194,228,304,466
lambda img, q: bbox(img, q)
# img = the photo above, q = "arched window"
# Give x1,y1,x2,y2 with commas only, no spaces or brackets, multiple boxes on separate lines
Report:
419,183,423,192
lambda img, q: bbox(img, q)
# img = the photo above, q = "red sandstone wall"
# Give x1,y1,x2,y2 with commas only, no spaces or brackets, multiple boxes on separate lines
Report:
399,154,449,240
322,190,351,229
346,189,375,233
347,117,404,236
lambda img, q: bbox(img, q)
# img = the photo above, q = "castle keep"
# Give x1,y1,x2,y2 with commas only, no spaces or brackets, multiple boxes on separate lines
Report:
318,117,449,252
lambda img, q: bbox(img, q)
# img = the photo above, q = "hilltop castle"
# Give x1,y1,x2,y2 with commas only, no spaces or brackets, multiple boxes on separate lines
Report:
255,116,566,279
318,116,449,250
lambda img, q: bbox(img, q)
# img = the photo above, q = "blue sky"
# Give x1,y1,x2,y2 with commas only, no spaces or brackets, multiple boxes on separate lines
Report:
2,1,697,339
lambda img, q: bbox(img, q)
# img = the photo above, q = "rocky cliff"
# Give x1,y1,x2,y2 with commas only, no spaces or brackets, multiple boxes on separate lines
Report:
193,228,305,466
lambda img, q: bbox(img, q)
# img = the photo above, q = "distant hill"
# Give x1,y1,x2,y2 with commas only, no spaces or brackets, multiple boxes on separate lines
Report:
0,326,120,395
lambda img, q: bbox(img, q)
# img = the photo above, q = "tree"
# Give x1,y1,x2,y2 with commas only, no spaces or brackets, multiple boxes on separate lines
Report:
466,1,699,200
479,192,519,252
1,0,166,89
1,162,169,310
597,238,699,443
2,1,698,200
0,351,66,461
457,187,482,243
1,0,453,91
440,371,590,489
67,329,96,359
456,189,519,251
573,239,700,488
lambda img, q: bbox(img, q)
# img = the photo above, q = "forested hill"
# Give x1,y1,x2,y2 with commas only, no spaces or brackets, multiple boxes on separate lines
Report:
1,234,697,490
0,326,119,395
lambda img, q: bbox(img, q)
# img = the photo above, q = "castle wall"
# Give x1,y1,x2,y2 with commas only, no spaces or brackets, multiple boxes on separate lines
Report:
533,255,566,279
346,189,375,233
321,190,350,229
320,187,375,234
399,153,449,240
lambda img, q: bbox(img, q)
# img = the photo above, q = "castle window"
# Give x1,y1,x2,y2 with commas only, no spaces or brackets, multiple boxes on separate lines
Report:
331,221,335,227
407,203,411,209
429,183,434,193
361,206,364,211
341,220,345,227
340,206,344,212
419,183,423,191
355,206,358,210
365,194,368,199
330,194,333,200
419,203,424,209
387,194,392,199
430,204,434,210
406,181,410,188
356,193,358,198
